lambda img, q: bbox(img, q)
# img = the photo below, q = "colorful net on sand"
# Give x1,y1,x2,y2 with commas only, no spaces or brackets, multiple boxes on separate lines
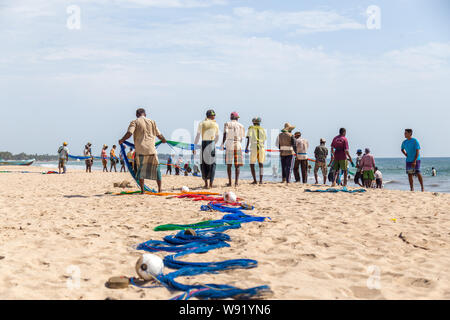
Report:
134,202,272,300
305,187,366,193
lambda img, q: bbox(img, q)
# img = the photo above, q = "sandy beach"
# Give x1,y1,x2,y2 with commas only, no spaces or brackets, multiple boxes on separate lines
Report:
0,166,449,300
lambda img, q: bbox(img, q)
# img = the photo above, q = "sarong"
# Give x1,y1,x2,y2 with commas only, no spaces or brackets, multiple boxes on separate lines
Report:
136,154,161,180
200,140,216,181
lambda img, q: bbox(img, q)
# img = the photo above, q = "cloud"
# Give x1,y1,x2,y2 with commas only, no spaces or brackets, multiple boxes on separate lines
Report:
383,42,450,71
232,6,365,34
77,0,228,8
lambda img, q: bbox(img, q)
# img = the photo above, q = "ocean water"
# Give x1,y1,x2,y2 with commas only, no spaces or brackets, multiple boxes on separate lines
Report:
34,157,450,193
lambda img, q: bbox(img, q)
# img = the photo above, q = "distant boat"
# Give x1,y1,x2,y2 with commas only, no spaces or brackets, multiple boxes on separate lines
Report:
0,159,35,166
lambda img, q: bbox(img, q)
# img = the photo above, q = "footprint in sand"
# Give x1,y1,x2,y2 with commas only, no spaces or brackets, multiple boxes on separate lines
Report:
272,237,287,244
408,277,434,289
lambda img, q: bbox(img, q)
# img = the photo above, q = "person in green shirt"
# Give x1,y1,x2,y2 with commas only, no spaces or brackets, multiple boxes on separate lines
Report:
245,117,267,184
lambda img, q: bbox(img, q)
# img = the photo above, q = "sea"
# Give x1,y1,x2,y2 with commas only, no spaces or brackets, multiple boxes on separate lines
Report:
33,156,450,193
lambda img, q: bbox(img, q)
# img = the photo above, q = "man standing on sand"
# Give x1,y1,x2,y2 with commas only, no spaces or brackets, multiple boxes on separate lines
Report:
330,128,354,187
110,145,118,172
275,123,297,184
166,155,173,175
84,142,93,173
245,117,267,185
119,146,127,172
194,109,219,189
293,131,309,184
58,142,69,174
354,149,364,187
401,128,424,192
119,108,167,194
221,112,245,187
313,138,328,185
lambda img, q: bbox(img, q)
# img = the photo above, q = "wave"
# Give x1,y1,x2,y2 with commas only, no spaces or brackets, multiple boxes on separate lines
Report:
384,180,401,185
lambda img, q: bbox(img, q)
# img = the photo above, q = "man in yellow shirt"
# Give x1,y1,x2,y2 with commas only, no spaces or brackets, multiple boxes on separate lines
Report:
193,109,219,189
245,117,266,184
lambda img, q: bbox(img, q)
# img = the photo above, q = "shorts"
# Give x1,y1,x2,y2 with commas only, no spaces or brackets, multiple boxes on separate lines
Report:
314,161,327,175
376,178,382,188
250,146,265,164
59,159,66,167
406,160,421,174
333,160,348,171
225,146,243,166
354,171,363,183
363,170,374,180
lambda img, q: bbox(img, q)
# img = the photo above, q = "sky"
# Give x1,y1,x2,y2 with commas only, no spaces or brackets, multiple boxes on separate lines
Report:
0,0,449,157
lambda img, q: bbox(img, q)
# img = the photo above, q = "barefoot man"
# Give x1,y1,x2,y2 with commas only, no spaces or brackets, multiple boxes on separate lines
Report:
401,128,424,192
193,109,219,189
119,108,167,194
245,117,267,184
221,112,245,187
330,128,354,187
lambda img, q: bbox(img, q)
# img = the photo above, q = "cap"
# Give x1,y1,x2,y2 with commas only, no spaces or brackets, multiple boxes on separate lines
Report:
63,142,68,146
320,138,326,143
230,111,239,119
356,149,362,154
252,117,261,124
206,109,216,117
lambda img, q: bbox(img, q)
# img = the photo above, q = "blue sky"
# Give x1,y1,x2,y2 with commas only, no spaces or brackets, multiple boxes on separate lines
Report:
0,0,449,157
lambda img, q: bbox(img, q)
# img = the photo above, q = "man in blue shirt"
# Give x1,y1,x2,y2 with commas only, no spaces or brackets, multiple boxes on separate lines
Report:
401,129,424,192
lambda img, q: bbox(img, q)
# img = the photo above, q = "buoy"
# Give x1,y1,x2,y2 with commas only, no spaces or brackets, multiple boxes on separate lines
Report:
135,254,164,280
223,191,237,203
181,186,190,193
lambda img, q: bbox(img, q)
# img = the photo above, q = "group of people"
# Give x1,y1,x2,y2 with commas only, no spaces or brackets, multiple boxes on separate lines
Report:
82,143,129,173
57,108,426,194
165,156,201,177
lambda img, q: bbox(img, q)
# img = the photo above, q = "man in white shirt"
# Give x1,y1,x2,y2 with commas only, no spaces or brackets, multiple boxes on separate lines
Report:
293,132,309,183
374,167,383,189
221,111,245,187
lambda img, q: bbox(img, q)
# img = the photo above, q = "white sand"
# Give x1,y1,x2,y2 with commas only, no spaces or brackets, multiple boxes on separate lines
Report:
0,166,449,299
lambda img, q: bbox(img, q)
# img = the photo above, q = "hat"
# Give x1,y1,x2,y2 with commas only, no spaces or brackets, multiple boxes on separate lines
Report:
63,142,68,146
103,144,108,148
283,123,295,132
252,117,261,124
320,138,326,143
87,142,92,146
365,148,370,153
206,109,216,117
356,149,362,154
230,111,239,119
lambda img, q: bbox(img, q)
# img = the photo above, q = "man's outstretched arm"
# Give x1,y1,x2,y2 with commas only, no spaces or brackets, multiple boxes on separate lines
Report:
119,132,132,145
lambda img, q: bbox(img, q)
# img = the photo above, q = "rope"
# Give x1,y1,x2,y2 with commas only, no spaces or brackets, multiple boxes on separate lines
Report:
304,187,366,193
135,202,271,300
